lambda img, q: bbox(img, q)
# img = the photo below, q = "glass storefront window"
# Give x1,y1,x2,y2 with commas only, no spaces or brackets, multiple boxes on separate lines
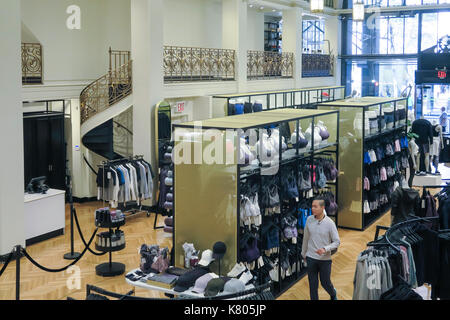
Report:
388,18,405,54
422,13,438,51
404,16,419,53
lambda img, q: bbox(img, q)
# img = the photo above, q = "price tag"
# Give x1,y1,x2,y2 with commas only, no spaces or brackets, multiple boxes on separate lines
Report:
422,199,426,209
107,172,111,179
292,237,297,244
296,197,299,202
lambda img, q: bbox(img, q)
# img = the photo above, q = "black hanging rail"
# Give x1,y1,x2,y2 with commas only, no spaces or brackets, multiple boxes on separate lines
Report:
384,216,440,252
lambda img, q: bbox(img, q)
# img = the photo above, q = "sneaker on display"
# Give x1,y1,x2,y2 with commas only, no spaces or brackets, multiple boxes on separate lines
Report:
227,262,246,278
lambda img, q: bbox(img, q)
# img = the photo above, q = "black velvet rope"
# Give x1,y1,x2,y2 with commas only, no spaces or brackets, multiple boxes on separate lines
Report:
21,227,98,273
72,207,107,256
0,250,14,278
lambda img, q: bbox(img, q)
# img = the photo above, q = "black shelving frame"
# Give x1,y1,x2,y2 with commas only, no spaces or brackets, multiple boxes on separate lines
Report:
232,111,340,298
212,86,345,117
264,21,282,53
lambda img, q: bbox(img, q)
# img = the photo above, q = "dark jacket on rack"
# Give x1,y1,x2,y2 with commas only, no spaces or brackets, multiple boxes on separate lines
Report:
390,187,421,226
438,193,450,230
411,119,433,145
431,232,450,300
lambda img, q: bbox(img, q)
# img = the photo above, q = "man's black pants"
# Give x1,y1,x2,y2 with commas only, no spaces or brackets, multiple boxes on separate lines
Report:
306,257,336,300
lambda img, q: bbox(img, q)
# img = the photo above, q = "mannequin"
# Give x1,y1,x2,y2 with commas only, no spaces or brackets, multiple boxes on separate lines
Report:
431,120,444,175
411,117,433,175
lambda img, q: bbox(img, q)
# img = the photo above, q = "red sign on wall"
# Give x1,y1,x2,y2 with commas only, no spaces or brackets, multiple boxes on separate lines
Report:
438,70,447,79
176,101,185,113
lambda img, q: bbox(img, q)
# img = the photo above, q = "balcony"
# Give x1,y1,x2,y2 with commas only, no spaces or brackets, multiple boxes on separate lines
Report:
247,51,294,80
302,53,334,77
163,46,235,83
22,43,42,85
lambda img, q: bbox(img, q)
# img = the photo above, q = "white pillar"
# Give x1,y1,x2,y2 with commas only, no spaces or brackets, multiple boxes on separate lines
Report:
222,0,248,93
283,7,303,88
131,0,164,205
0,0,25,255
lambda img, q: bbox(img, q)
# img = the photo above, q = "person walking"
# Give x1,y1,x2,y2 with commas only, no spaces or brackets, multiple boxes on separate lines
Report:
301,196,340,300
439,106,447,133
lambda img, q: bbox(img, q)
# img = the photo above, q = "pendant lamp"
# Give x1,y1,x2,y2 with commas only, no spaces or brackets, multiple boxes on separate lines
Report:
353,1,365,21
311,0,324,13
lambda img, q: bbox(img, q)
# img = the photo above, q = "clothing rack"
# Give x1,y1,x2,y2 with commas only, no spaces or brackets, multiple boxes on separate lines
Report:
98,155,154,221
384,216,440,252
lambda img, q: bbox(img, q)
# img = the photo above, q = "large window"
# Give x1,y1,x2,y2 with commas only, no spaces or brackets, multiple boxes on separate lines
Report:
349,14,418,55
421,12,450,51
302,20,324,53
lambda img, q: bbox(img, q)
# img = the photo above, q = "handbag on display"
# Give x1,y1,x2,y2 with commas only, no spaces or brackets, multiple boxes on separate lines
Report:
151,247,170,273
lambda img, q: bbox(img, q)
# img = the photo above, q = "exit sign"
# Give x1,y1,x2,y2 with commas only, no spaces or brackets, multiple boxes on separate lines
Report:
438,70,447,79
175,101,185,113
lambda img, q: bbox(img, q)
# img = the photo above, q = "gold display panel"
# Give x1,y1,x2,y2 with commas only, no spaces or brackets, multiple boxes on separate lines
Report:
174,127,238,275
319,106,363,229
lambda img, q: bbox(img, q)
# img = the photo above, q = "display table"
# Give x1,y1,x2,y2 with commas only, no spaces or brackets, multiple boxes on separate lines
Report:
24,189,65,245
125,268,255,299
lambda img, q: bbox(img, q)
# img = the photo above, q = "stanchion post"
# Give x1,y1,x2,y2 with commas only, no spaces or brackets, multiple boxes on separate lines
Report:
64,174,81,260
15,245,21,300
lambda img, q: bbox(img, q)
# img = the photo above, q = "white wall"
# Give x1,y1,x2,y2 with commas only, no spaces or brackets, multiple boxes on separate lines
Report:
163,0,223,48
247,8,264,51
21,0,131,84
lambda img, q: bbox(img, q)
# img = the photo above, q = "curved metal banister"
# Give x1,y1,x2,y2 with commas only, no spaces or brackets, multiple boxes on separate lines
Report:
80,60,133,124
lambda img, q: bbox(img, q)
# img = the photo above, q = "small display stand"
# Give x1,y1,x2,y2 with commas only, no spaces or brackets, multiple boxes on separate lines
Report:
95,219,126,277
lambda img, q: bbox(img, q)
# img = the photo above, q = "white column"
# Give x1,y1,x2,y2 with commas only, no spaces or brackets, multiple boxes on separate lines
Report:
131,0,164,205
0,0,25,254
283,7,303,88
222,0,248,93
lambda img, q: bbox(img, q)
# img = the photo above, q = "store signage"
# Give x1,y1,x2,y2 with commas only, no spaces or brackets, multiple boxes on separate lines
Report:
438,70,447,80
175,101,185,113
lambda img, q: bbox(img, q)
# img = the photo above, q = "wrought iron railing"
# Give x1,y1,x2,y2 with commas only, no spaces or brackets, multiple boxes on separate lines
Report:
22,43,42,84
247,51,294,80
302,54,334,77
163,46,235,82
80,60,132,124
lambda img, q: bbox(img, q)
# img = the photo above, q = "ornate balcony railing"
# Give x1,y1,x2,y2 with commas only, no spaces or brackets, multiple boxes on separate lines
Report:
22,43,42,84
163,46,235,82
80,60,132,124
247,51,294,80
302,54,334,78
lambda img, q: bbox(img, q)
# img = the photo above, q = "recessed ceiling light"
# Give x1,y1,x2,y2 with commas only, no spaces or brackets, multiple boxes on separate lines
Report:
260,6,264,10
272,9,276,12
249,4,253,7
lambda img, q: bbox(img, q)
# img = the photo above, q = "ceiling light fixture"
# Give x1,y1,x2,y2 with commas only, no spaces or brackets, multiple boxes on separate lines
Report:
353,1,365,21
310,0,324,13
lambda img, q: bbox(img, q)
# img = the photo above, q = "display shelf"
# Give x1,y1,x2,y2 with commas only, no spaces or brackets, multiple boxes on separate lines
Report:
318,96,408,231
95,243,126,253
173,108,339,298
212,86,345,118
95,219,125,229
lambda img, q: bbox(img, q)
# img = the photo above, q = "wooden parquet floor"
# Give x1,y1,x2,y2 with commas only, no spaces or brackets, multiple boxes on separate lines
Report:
0,201,391,300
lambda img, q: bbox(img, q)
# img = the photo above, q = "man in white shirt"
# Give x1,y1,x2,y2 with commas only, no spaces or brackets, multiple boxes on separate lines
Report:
301,196,340,300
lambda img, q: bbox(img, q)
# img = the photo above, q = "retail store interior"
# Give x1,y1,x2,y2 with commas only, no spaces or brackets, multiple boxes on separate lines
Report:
1,0,450,301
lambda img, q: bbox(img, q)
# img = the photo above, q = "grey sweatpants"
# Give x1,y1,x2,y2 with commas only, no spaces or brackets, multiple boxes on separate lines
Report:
307,257,336,300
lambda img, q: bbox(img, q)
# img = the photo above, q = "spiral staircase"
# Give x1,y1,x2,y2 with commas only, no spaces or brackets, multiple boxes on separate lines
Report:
80,49,133,160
